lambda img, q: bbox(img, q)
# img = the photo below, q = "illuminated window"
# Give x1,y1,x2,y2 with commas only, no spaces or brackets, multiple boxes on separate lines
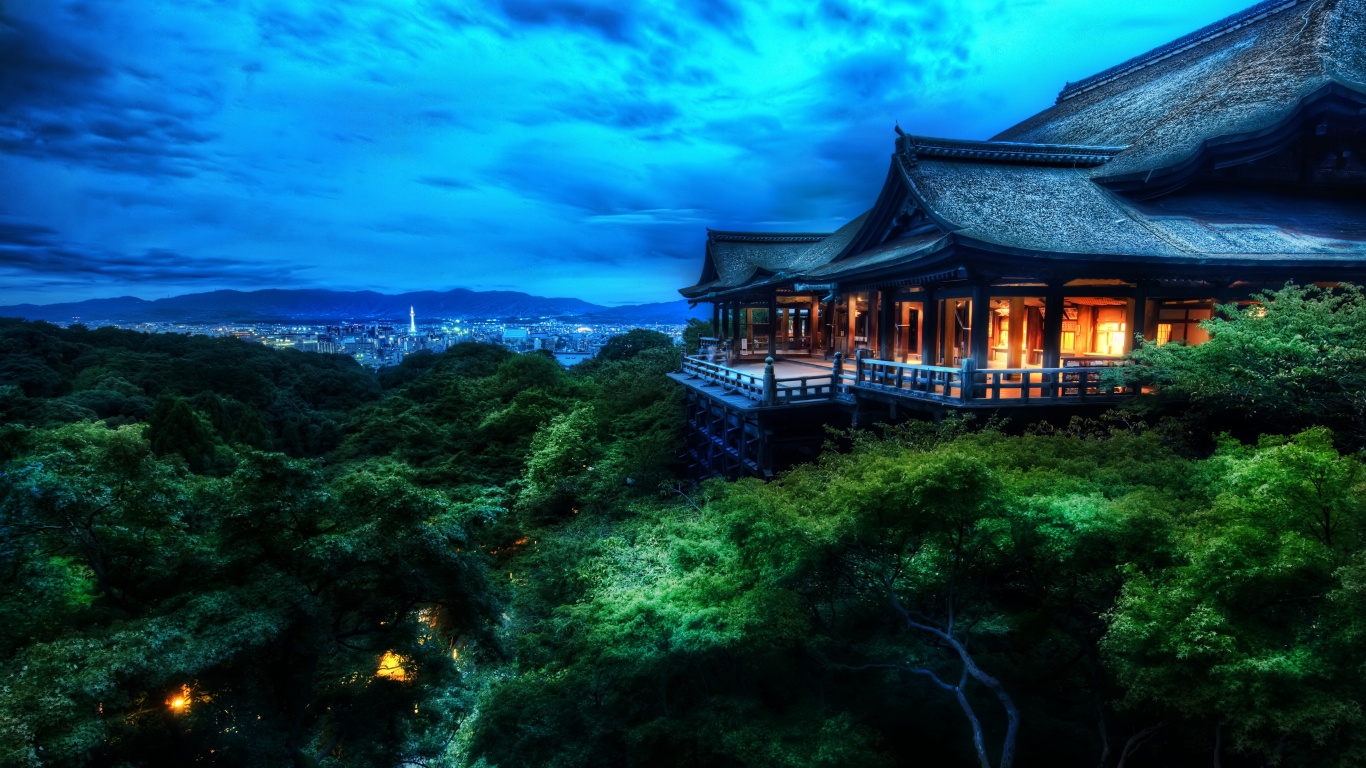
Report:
1157,305,1214,345
1096,322,1127,356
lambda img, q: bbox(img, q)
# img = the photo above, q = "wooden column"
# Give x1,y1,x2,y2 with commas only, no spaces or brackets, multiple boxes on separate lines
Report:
811,297,821,353
1042,291,1064,368
878,289,894,360
841,293,852,355
766,294,777,357
921,287,938,367
1007,296,1025,369
730,302,741,357
969,284,991,370
712,303,720,336
1128,290,1147,353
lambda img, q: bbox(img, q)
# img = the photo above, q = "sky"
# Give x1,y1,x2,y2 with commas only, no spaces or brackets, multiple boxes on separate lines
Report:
0,0,1259,307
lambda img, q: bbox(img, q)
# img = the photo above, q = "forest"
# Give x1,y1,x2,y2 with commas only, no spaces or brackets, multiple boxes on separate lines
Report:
1,283,1365,768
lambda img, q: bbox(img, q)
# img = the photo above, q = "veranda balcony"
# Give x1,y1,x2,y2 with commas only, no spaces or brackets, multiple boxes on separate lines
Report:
680,340,1137,410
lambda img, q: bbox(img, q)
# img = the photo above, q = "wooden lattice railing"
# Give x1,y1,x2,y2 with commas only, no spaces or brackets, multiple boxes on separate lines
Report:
680,354,1133,407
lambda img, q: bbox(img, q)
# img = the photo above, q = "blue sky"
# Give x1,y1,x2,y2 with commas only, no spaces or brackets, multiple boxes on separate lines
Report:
0,0,1256,306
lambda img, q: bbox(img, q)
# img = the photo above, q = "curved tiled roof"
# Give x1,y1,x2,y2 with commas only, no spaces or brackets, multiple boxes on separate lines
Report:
681,214,871,297
994,0,1366,179
680,0,1366,300
900,136,1126,167
899,156,1366,260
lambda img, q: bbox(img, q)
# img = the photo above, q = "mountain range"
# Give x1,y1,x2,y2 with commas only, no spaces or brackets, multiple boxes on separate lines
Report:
0,288,708,325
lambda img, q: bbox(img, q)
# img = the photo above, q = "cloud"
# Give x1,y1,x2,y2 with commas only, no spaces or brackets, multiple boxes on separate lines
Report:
0,0,1258,306
494,0,641,43
0,11,218,177
0,219,309,290
418,176,479,190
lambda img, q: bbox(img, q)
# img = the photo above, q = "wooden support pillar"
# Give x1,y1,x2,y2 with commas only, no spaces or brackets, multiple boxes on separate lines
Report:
1007,296,1025,369
730,302,741,362
921,287,939,367
811,297,822,353
1042,291,1064,369
712,303,720,336
1128,290,1147,353
766,294,777,357
846,295,859,355
970,284,991,371
878,289,893,360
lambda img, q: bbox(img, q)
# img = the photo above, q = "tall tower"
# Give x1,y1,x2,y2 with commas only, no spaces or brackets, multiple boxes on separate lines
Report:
409,306,416,334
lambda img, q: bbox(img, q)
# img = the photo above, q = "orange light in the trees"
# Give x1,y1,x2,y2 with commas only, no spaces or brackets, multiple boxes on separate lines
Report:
376,651,409,681
168,685,192,713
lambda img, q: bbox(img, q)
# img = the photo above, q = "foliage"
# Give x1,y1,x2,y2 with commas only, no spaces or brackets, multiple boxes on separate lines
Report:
6,308,1366,767
682,318,714,354
593,328,675,363
0,320,378,457
0,423,495,766
1122,283,1366,447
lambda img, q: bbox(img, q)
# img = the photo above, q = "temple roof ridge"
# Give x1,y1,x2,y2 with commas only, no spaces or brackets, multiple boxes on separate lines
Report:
898,134,1127,167
1057,0,1309,102
706,230,831,243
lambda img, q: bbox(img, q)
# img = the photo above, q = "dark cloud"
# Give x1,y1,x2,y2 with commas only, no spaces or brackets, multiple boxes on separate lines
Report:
553,94,682,130
418,176,479,190
0,11,218,177
0,13,107,108
495,0,638,43
0,0,1253,306
0,220,308,288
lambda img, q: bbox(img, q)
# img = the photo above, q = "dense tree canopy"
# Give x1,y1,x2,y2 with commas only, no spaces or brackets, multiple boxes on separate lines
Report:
3,286,1366,767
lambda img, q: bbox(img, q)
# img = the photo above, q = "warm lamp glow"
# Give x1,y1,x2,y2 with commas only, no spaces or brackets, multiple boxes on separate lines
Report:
167,684,192,713
376,651,409,681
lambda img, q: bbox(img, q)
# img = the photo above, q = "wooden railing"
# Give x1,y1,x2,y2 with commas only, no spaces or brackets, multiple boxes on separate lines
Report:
682,356,767,400
856,359,968,401
680,354,1134,408
682,356,840,406
855,358,1133,403
771,374,840,405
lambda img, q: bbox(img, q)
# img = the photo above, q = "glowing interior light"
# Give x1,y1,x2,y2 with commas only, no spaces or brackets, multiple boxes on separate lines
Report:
376,651,409,681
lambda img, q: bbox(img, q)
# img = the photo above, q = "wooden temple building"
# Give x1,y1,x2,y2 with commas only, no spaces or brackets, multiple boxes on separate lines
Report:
672,0,1366,478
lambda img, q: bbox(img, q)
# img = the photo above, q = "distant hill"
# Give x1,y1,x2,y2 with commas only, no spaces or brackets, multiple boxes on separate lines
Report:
585,300,709,324
0,288,707,325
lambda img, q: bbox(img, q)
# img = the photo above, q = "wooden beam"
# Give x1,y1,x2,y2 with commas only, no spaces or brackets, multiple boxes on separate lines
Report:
970,284,991,370
767,294,777,357
921,286,939,367
1007,296,1025,369
1042,291,1064,368
878,288,894,359
1128,291,1146,353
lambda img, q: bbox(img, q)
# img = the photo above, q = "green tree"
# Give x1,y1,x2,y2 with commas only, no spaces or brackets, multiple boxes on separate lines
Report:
1102,428,1366,763
1122,283,1366,446
595,329,675,362
146,392,217,472
0,424,497,767
682,319,714,355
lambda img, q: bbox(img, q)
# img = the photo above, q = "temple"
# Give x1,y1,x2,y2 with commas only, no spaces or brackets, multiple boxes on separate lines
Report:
672,0,1366,478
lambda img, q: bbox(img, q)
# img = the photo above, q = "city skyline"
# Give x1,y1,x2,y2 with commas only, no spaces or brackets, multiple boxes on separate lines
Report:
3,0,1257,307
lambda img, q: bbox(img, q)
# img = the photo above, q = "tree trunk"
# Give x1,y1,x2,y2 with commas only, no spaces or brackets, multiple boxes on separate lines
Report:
1095,692,1111,768
884,580,1020,768
1116,725,1163,768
